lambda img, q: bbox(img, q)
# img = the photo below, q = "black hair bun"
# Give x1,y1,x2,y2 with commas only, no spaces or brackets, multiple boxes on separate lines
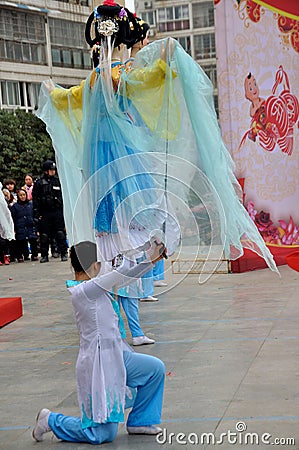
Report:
96,4,121,15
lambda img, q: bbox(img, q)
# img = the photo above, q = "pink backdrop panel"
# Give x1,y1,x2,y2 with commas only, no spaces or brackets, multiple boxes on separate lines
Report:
215,0,299,246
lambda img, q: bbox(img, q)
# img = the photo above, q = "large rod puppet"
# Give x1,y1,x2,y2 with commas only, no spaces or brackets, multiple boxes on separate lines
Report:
37,0,278,273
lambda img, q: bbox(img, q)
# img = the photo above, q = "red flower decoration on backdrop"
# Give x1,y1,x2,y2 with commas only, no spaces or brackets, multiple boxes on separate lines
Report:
246,201,299,245
278,217,299,245
255,211,273,231
253,210,280,243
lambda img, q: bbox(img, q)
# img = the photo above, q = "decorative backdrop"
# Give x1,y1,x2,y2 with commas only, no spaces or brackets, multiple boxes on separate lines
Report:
214,0,299,251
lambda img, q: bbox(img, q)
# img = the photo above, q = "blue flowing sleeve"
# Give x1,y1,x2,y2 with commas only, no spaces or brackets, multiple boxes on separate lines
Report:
120,38,278,273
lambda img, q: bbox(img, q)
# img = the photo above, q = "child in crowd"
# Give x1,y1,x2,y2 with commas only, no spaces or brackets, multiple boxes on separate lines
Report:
0,182,14,265
2,188,16,207
0,237,10,265
10,189,38,262
4,178,17,201
2,188,16,261
22,174,34,201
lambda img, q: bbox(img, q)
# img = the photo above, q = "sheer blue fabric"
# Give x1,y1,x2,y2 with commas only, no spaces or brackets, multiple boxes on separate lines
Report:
122,39,278,273
36,38,277,272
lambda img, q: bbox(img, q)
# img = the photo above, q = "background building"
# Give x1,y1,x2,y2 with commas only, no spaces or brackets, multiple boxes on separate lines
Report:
0,0,217,112
0,0,93,112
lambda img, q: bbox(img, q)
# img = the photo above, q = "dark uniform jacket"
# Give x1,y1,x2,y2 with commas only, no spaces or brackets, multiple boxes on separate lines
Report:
32,174,63,217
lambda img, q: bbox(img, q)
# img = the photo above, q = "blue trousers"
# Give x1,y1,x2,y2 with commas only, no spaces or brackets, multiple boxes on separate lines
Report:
48,351,165,444
153,259,165,281
140,260,165,297
141,267,154,297
118,295,143,337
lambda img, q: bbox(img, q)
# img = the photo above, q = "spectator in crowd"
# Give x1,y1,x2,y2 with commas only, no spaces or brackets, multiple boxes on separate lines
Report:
2,188,16,207
0,182,14,266
22,174,34,201
2,187,16,262
32,160,68,263
4,179,17,201
0,236,10,265
10,189,38,262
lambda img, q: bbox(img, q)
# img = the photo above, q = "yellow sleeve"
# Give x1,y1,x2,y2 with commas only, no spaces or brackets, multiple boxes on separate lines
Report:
125,59,179,140
126,59,176,91
50,80,85,111
48,79,88,134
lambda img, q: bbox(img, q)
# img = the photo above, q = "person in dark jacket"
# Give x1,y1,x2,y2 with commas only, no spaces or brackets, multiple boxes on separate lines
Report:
32,160,68,263
10,189,38,262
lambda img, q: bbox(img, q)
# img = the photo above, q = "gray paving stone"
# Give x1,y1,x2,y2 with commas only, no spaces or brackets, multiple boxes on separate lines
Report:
0,259,299,449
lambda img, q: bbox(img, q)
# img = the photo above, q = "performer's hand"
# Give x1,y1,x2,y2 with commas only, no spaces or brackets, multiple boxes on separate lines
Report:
44,79,55,92
146,240,168,264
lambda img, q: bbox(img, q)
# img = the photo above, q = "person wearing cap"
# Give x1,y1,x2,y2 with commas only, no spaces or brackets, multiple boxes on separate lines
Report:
32,160,68,263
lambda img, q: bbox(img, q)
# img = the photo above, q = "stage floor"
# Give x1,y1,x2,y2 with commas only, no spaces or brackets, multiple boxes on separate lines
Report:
0,259,298,449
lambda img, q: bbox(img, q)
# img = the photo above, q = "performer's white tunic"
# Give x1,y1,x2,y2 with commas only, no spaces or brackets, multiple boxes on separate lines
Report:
68,257,153,427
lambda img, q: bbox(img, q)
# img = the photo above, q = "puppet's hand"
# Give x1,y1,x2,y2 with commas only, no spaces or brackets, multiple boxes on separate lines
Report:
161,38,175,62
44,79,55,92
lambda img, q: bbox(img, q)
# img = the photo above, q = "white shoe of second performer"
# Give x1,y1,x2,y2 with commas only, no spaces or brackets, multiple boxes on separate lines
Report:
132,335,155,346
139,295,158,302
153,281,168,287
127,425,162,435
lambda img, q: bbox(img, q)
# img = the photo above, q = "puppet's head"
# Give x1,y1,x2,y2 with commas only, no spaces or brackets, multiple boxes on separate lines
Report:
85,0,140,67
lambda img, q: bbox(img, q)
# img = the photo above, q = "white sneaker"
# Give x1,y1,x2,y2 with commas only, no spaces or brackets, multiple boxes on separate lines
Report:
132,335,155,346
32,408,51,442
139,295,158,302
127,425,162,435
154,281,168,287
